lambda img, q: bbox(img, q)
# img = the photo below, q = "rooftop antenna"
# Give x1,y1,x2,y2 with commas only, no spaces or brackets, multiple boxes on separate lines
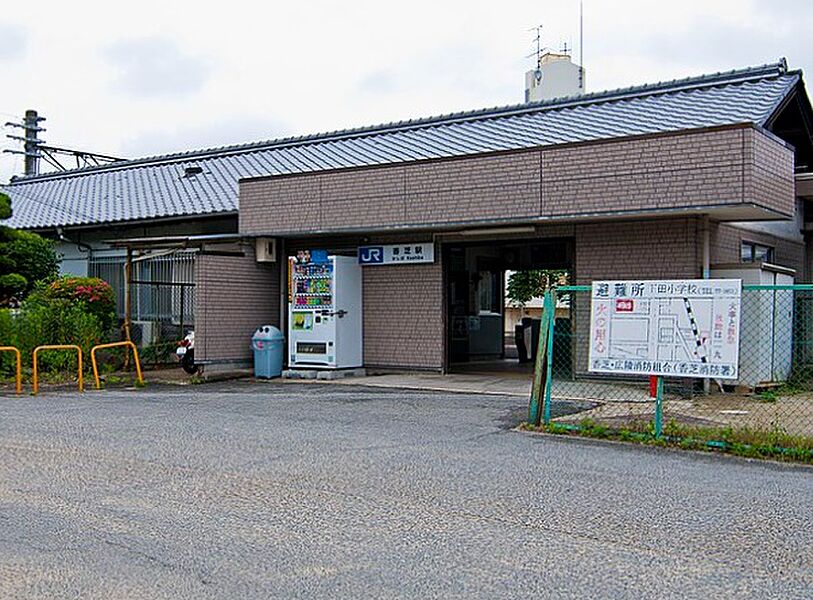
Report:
526,24,548,84
527,24,544,65
579,1,585,90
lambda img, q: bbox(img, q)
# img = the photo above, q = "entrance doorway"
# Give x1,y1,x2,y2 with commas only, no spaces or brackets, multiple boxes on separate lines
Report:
444,237,572,373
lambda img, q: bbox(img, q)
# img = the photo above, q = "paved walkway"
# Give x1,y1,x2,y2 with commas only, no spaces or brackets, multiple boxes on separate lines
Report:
330,371,532,396
1,382,810,599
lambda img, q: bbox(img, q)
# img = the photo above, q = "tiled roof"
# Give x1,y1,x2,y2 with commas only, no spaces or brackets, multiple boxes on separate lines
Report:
1,60,802,230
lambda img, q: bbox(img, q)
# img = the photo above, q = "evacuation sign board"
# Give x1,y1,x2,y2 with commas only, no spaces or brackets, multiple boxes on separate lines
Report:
588,279,742,379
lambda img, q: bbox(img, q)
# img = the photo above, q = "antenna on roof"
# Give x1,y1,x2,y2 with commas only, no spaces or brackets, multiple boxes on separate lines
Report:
579,1,585,91
527,24,546,66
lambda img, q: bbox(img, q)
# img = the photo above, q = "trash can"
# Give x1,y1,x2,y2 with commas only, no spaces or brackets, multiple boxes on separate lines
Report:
251,325,284,378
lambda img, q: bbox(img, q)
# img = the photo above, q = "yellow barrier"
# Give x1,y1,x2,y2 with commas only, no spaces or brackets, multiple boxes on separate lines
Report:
90,341,144,389
0,346,22,394
32,345,84,394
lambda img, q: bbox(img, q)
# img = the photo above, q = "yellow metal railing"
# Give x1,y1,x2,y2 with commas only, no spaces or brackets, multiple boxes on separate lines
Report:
32,345,84,394
90,341,144,389
0,346,21,394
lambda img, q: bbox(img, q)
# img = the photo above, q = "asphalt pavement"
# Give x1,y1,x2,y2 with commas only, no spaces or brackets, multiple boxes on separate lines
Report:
0,381,810,599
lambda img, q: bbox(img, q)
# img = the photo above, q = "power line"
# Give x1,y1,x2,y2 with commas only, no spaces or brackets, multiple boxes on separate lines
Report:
4,109,124,176
0,179,99,225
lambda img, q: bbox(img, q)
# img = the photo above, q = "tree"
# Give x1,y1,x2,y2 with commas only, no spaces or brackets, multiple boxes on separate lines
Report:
0,191,60,304
506,269,569,308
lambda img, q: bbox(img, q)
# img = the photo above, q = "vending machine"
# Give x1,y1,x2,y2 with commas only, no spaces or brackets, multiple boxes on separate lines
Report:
288,253,363,369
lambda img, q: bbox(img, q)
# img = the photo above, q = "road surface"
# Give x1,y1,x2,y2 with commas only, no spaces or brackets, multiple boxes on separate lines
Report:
0,382,810,598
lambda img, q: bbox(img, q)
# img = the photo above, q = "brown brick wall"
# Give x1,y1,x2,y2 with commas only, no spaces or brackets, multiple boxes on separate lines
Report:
710,222,806,279
574,218,701,283
240,151,541,234
362,260,444,371
240,125,796,236
195,244,279,364
746,131,796,215
542,130,745,216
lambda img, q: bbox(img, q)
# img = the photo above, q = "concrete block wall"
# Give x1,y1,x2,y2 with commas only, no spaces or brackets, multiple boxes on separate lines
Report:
195,244,279,365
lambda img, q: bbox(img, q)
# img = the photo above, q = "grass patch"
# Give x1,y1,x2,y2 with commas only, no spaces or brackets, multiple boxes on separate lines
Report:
520,418,813,464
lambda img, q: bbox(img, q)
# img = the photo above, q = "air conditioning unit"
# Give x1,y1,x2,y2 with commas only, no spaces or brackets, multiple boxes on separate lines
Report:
133,320,159,347
255,237,277,262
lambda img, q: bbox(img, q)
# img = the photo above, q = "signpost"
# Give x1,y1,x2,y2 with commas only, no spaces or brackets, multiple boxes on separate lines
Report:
588,279,742,437
358,243,434,265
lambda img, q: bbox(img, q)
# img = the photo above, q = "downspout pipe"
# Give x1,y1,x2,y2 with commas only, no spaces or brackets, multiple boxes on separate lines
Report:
701,216,713,393
56,227,94,268
701,216,711,279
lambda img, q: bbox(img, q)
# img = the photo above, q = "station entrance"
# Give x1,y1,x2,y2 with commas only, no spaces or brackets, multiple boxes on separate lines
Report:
444,237,572,374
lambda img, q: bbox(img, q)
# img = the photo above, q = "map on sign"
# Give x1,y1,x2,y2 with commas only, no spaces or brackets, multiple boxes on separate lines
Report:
588,279,741,379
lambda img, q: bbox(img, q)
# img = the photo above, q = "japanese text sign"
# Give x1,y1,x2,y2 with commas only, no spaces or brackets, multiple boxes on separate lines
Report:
588,279,742,379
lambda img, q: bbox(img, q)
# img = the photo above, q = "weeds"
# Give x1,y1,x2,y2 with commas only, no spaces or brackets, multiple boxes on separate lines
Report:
521,419,813,464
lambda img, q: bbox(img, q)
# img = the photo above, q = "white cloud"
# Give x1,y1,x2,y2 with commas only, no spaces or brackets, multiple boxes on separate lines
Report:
0,22,27,61
105,36,212,97
0,0,810,182
120,115,291,158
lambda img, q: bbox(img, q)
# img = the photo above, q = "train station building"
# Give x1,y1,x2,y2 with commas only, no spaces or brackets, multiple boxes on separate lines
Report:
4,60,813,375
196,60,813,373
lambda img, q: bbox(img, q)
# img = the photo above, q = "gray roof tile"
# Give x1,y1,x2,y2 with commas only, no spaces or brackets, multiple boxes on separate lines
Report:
1,61,802,230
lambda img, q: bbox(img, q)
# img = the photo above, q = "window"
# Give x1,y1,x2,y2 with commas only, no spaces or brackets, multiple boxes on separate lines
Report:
741,241,774,263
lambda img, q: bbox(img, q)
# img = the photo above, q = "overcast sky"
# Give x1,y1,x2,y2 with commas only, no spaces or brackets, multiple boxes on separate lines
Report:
0,0,810,182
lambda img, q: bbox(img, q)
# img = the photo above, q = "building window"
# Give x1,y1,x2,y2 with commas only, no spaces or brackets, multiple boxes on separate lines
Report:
741,241,774,263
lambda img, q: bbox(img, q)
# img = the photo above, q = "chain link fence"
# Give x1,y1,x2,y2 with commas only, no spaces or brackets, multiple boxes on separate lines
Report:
535,284,813,457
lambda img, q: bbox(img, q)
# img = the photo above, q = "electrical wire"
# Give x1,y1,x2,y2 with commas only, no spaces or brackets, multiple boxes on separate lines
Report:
0,180,98,224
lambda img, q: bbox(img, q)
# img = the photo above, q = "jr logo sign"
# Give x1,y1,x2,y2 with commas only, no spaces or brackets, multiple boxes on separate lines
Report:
358,243,435,266
358,246,384,264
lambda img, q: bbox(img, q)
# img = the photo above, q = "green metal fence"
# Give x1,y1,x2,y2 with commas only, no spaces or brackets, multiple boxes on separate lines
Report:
530,284,813,458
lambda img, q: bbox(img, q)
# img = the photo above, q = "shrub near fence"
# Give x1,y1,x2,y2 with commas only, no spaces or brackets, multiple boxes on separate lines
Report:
0,276,117,383
532,284,813,462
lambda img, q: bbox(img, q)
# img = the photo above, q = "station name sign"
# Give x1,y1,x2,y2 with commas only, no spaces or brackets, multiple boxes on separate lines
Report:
358,243,434,265
588,279,742,379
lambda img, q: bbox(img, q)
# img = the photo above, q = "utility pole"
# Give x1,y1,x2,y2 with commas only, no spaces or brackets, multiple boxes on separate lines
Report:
5,109,46,176
23,110,44,176
4,109,122,177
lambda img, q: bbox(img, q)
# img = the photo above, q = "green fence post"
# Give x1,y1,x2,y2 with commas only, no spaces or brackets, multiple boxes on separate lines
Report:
543,290,555,425
528,290,553,427
654,376,664,439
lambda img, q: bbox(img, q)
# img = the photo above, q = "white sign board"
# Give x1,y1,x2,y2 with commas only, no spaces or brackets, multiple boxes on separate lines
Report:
358,243,434,265
588,279,741,379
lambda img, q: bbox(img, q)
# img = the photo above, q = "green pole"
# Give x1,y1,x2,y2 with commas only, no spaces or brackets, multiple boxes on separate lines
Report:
528,290,553,426
543,290,556,425
654,376,664,438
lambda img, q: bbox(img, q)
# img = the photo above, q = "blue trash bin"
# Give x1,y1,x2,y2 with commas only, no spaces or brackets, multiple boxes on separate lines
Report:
251,325,284,378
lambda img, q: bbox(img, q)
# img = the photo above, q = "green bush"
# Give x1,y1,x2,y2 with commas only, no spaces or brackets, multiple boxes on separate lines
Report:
0,227,60,301
0,292,110,380
28,276,117,332
0,273,27,302
8,300,105,375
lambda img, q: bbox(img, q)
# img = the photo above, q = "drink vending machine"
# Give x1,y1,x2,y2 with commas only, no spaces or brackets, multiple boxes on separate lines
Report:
288,254,363,369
